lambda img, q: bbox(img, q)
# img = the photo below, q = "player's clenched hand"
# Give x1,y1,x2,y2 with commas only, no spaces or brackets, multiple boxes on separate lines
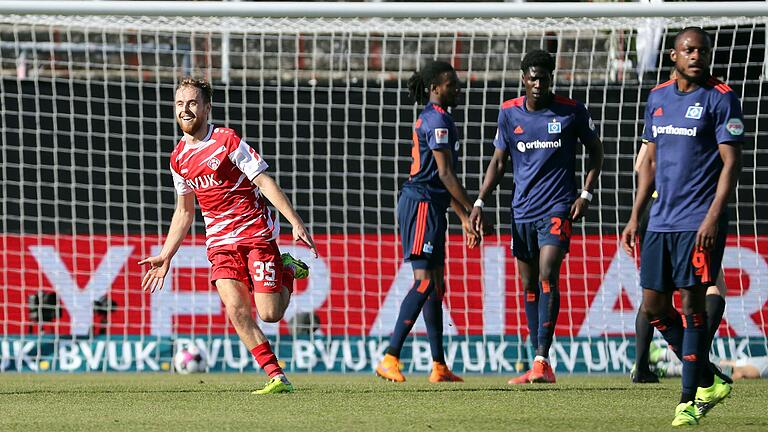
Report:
462,219,480,249
696,218,718,251
620,220,639,257
294,224,319,258
570,197,589,221
138,255,171,293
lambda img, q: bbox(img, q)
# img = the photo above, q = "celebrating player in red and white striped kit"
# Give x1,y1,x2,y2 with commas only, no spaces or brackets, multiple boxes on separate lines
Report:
139,77,317,394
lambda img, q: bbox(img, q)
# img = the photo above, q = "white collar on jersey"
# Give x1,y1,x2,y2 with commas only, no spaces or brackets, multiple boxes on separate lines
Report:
182,124,215,148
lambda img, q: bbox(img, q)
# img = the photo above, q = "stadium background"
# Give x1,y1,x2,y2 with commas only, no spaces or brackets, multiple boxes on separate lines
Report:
1,2,767,373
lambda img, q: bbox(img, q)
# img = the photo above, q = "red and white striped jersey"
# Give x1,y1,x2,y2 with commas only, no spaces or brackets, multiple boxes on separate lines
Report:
169,125,279,249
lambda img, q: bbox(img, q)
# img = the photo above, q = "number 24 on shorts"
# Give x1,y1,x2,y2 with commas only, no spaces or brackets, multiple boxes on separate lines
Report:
251,261,277,281
549,217,572,241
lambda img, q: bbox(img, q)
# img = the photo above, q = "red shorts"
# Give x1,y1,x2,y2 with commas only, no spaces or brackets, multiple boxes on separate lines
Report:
207,241,286,294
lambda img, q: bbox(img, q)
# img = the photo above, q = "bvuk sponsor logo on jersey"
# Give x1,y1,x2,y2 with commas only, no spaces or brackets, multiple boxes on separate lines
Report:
185,174,222,190
685,103,703,119
547,119,562,134
434,128,449,144
726,118,745,136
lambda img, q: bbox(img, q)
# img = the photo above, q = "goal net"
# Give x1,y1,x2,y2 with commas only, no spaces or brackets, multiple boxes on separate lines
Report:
1,6,766,374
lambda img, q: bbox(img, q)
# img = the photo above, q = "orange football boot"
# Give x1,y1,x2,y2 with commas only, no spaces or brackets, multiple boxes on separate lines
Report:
429,362,464,382
508,368,534,384
529,359,556,383
375,354,405,382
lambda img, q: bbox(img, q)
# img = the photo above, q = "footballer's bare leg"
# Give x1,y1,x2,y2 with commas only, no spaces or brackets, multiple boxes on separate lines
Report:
253,292,288,323
219,278,291,393
252,263,298,322
216,278,268,348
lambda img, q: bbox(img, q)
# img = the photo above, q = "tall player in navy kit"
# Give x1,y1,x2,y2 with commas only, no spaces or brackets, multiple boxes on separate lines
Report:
470,50,604,384
621,27,743,426
375,61,480,383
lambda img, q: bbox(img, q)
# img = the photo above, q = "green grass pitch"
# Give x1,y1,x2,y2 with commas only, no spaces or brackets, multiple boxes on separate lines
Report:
2,373,767,431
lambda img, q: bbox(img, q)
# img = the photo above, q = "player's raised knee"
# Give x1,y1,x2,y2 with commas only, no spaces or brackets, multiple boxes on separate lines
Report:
259,307,284,323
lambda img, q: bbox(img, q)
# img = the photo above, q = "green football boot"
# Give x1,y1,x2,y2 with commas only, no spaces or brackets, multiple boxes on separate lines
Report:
252,375,294,395
282,253,310,279
672,401,699,427
695,375,732,418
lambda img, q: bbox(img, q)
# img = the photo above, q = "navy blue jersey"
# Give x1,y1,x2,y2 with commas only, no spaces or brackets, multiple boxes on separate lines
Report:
401,102,460,207
642,78,744,232
494,95,598,223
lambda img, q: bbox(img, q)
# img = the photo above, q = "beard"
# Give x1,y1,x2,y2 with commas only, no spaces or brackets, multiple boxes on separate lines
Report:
177,115,207,137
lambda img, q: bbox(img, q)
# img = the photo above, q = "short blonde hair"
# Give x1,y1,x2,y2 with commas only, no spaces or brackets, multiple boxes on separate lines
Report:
176,77,213,105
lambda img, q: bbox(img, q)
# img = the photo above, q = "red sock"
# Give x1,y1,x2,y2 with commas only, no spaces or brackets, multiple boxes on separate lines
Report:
250,341,284,378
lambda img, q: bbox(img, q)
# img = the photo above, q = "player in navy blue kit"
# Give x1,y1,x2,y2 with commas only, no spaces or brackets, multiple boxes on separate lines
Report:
470,50,604,384
621,27,743,426
375,60,480,383
632,141,732,387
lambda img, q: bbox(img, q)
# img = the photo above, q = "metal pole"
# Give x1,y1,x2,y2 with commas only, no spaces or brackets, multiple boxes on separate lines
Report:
0,1,766,18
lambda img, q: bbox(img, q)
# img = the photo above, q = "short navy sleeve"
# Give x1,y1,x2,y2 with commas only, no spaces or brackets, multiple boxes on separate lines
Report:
575,103,599,144
493,110,509,151
424,115,453,151
713,92,745,144
641,93,655,143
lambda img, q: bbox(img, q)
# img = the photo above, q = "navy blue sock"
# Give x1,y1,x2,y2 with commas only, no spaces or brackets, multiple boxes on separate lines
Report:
634,308,655,372
386,279,434,358
702,294,726,386
524,289,540,353
536,280,560,358
649,310,684,361
422,289,445,364
681,312,708,403
706,295,725,343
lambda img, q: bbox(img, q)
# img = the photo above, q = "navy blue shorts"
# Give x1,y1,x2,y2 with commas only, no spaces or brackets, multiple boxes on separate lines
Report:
398,194,447,270
511,213,572,261
640,222,728,292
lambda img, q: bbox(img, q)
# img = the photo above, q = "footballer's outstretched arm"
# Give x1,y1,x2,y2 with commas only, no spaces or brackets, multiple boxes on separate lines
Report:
139,192,196,293
253,172,318,258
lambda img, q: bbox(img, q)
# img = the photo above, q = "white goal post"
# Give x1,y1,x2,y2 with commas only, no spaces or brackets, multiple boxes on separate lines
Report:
1,1,766,374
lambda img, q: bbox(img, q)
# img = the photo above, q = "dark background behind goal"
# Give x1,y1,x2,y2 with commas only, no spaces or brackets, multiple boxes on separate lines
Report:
2,77,766,237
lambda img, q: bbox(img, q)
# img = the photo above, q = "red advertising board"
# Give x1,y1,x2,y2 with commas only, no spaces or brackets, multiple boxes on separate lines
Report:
2,234,767,337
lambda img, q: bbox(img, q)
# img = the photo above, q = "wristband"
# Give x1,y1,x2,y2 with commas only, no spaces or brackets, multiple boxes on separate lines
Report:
473,199,485,209
580,190,593,202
